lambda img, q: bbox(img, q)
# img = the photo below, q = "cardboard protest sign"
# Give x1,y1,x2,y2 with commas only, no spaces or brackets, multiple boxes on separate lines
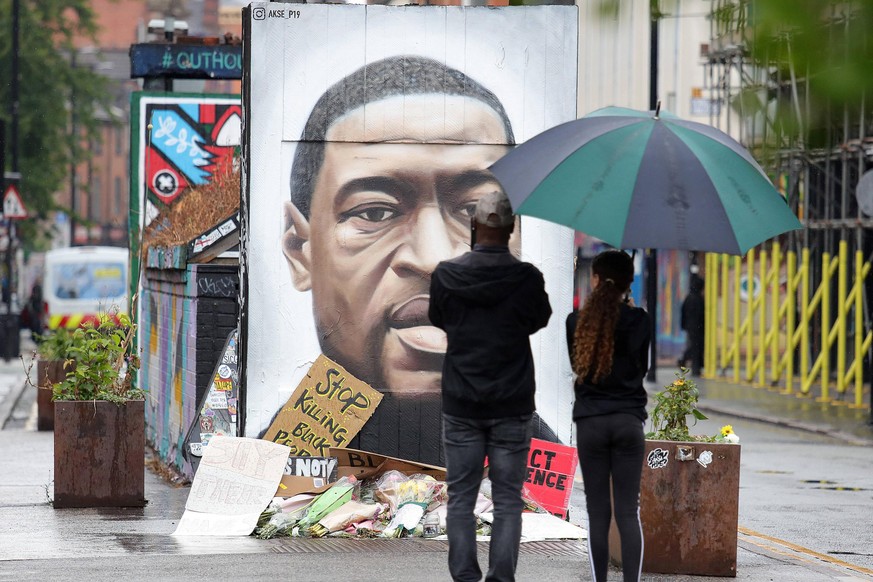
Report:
262,354,383,457
276,447,446,497
173,436,290,536
524,438,578,519
277,456,339,498
330,447,446,482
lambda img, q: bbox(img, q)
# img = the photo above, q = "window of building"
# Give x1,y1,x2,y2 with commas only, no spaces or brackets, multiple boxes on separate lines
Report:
90,176,102,220
114,177,122,215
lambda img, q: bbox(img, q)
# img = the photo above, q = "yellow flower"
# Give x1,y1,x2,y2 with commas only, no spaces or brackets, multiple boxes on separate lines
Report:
721,425,734,437
674,379,685,386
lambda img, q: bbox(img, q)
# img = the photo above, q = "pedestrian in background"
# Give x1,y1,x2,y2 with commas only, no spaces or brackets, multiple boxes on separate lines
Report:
27,279,44,341
679,273,705,376
429,190,551,582
566,249,649,582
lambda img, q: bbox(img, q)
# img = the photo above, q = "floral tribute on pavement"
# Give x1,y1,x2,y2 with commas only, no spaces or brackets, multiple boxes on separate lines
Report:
253,469,546,540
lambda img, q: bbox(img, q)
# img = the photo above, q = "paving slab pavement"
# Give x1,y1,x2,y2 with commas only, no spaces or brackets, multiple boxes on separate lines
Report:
1,355,872,581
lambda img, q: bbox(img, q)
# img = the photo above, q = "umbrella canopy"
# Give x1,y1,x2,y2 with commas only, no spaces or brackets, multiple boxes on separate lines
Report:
489,106,802,255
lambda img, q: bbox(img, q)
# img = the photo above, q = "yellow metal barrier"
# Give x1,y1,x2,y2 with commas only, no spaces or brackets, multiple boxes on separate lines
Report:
705,241,871,409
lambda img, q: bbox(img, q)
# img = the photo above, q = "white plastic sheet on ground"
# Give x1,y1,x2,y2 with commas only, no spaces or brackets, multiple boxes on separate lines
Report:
173,436,290,536
515,512,587,542
432,512,587,542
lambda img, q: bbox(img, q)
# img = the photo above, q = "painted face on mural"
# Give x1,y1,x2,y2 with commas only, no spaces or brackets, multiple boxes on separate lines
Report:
283,94,511,394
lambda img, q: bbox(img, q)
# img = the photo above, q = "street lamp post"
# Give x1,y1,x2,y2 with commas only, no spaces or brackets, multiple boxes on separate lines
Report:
11,0,20,173
69,51,78,247
646,5,660,382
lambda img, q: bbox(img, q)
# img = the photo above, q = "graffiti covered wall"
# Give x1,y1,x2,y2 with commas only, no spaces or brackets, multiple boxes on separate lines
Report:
142,269,197,474
658,249,694,359
142,264,240,476
243,4,578,464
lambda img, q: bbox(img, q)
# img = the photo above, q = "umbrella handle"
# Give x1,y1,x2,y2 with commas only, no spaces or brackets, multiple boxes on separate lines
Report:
654,101,661,119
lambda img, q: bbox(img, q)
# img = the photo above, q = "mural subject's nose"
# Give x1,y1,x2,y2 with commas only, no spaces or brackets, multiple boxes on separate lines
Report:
393,207,458,278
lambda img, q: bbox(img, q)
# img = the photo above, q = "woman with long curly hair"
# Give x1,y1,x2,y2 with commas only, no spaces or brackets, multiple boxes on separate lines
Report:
566,249,650,582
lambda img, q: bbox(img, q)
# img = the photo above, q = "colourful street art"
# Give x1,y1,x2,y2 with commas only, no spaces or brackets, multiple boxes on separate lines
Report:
129,93,241,253
142,276,197,474
144,102,240,206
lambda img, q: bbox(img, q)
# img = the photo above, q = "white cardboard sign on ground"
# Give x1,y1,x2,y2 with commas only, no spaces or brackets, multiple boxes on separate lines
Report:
173,436,290,536
431,512,587,543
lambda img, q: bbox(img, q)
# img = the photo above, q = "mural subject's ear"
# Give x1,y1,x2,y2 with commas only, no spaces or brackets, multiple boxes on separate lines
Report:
282,201,312,291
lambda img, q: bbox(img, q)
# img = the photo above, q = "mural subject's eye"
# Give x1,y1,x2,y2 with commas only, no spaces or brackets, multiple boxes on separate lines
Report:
457,201,478,219
341,204,400,224
452,185,502,223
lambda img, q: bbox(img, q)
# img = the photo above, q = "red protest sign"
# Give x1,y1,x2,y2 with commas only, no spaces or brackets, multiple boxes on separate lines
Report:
524,438,578,519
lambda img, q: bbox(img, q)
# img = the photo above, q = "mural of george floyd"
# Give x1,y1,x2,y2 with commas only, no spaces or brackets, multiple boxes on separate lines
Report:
242,4,578,465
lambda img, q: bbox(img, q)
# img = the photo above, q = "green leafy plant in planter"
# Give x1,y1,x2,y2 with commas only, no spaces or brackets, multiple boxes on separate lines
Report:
53,313,143,404
24,328,80,431
51,312,147,508
647,368,739,443
35,328,77,364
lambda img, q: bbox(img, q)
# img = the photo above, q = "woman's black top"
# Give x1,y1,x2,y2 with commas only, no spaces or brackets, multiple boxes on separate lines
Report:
566,303,651,422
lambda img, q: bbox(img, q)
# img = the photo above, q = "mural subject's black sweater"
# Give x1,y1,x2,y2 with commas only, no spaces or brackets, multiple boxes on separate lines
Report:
429,244,552,419
566,303,650,422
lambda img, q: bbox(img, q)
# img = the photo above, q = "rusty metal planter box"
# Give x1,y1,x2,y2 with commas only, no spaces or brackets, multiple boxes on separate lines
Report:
53,399,146,508
35,359,67,431
645,440,741,576
610,440,741,577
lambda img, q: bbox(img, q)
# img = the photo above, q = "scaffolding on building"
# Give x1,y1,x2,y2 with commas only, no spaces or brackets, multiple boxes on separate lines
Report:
700,0,871,413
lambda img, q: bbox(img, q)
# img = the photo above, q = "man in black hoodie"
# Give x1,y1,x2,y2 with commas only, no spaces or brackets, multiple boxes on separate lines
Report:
429,191,552,582
679,273,705,376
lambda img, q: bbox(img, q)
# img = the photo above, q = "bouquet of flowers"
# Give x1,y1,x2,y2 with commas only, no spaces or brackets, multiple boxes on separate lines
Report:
297,476,357,533
309,499,386,537
714,424,740,444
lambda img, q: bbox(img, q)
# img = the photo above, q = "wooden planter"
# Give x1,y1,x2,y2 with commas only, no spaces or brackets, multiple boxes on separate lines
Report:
610,440,741,577
53,399,146,508
35,359,67,431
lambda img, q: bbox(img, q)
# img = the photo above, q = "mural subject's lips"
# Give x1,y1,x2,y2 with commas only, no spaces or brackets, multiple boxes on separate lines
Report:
390,295,447,354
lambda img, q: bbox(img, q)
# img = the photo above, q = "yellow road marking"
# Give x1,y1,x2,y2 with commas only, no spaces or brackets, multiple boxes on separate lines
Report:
739,526,873,576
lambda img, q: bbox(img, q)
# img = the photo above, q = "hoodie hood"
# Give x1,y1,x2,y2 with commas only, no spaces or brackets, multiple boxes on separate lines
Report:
432,261,536,305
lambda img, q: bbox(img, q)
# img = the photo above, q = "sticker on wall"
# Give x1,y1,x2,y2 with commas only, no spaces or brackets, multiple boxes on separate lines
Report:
227,397,238,422
207,391,229,410
647,448,670,470
697,450,713,468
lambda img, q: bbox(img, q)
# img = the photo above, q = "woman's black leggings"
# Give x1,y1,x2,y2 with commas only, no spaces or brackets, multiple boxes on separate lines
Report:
576,413,645,582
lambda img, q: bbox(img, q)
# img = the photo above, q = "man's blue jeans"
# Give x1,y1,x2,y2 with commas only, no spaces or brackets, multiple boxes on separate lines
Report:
443,413,533,582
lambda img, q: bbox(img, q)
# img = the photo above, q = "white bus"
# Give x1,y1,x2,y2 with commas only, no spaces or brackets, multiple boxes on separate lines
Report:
43,246,129,330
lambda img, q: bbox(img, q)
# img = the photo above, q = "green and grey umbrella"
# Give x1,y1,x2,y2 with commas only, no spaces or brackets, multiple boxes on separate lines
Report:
490,106,802,255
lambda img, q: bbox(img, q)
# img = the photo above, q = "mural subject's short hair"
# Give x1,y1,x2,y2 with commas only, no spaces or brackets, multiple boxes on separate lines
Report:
289,55,515,219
